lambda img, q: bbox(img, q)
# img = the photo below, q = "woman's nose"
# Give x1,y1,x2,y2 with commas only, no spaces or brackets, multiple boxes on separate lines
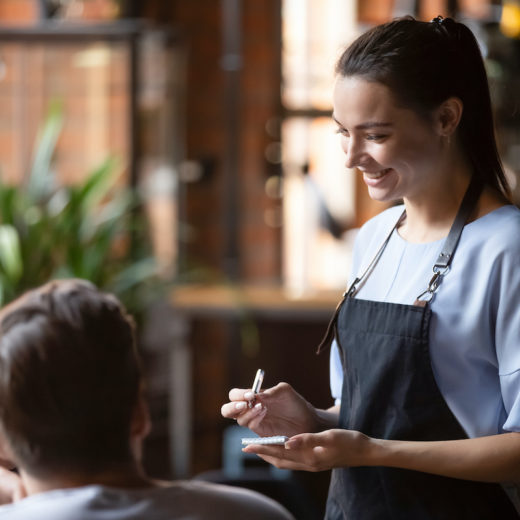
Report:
343,137,363,169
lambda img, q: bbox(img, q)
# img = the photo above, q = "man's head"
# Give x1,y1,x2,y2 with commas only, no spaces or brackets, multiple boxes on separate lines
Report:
0,279,143,479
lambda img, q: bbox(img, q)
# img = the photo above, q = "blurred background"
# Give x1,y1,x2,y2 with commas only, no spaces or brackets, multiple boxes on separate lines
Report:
0,0,519,518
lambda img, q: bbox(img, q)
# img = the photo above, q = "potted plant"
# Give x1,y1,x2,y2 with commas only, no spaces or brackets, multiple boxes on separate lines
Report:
0,100,159,318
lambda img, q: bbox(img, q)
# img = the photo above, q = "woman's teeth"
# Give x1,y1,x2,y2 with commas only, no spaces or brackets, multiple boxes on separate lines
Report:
366,168,391,179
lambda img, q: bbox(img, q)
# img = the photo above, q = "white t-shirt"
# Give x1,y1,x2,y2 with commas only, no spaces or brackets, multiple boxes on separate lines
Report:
0,481,294,520
330,204,520,438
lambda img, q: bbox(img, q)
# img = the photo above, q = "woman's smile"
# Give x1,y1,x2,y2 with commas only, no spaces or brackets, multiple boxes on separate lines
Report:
362,168,394,185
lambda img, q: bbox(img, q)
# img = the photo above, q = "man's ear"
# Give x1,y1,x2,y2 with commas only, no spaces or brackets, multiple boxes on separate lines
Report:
130,390,152,441
435,97,463,138
0,431,16,471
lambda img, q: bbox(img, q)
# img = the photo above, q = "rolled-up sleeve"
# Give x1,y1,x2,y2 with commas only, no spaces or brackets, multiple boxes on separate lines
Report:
330,339,343,406
495,242,520,433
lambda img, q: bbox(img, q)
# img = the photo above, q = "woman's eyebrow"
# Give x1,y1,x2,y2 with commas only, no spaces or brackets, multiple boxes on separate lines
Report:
332,115,393,130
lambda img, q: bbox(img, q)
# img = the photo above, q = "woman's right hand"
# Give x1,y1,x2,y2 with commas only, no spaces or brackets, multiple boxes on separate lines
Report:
220,382,319,438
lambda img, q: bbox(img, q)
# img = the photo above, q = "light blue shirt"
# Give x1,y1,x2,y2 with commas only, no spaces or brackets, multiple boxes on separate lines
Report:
330,204,520,438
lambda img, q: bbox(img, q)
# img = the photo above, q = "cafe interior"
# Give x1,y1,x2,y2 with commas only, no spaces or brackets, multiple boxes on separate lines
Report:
1,0,519,517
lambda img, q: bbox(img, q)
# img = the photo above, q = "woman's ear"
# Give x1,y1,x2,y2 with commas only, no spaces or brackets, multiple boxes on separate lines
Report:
435,97,463,137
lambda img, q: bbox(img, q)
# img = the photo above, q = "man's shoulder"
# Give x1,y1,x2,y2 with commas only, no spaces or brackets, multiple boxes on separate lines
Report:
0,482,293,520
0,486,114,520
165,480,294,519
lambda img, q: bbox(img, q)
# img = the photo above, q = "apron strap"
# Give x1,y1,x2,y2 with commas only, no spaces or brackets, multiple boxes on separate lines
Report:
316,210,405,354
414,175,483,305
317,175,483,352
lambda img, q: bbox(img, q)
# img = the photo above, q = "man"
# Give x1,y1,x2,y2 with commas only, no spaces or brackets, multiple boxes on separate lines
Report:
0,279,293,519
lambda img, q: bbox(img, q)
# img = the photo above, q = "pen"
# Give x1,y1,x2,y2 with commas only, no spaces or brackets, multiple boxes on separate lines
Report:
248,368,264,408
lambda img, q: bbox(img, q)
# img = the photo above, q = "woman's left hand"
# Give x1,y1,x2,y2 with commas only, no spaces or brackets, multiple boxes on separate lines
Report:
242,429,372,472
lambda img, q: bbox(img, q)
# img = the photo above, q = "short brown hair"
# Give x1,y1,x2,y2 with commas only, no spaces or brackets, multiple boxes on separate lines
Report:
0,279,141,477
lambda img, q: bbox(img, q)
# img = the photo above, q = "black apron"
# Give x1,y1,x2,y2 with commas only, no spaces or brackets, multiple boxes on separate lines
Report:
320,179,519,519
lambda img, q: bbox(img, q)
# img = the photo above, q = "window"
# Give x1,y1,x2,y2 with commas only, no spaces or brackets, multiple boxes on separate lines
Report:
281,0,358,295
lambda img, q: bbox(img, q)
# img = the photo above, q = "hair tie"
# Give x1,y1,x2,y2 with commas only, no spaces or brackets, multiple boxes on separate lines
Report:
431,15,445,25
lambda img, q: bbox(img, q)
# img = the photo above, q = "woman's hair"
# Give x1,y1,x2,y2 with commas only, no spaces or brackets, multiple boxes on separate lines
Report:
336,16,511,199
0,279,141,477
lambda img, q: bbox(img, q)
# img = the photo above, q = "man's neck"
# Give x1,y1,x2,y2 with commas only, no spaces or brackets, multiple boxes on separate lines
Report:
20,462,154,496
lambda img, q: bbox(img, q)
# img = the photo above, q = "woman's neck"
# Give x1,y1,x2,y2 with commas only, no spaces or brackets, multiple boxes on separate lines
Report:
398,149,480,243
399,179,507,244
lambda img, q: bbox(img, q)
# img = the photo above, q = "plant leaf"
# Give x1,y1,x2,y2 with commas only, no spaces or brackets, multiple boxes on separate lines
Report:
0,225,23,283
27,100,64,201
76,156,121,210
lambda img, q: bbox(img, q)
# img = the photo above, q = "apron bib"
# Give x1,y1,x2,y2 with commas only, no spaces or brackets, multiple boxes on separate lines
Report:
325,298,518,519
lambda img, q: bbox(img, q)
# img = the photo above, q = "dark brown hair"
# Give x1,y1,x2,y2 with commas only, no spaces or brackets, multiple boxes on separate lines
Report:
336,16,511,200
0,279,141,477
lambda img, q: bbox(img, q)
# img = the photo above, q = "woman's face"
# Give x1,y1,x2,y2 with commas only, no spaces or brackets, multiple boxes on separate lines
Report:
332,75,444,203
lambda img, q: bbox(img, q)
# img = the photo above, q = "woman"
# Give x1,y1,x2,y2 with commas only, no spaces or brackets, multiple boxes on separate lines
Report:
221,16,520,518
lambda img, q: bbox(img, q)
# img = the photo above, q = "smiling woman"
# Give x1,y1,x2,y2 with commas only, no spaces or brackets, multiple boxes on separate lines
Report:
222,15,520,520
332,77,461,210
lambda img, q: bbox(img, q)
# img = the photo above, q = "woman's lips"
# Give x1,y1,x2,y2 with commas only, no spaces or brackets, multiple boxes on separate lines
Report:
362,168,393,186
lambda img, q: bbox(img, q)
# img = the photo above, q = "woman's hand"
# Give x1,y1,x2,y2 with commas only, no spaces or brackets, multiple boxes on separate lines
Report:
242,429,373,472
220,382,323,438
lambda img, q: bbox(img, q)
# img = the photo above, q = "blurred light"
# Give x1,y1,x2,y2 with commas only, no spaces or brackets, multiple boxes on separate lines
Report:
73,47,111,68
264,175,283,199
265,117,281,139
264,142,282,164
178,160,204,183
500,1,520,39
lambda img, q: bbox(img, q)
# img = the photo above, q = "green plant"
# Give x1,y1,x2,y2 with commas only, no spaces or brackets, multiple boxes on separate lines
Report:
0,101,159,317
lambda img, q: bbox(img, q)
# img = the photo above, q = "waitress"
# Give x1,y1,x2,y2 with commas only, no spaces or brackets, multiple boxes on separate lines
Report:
221,16,520,519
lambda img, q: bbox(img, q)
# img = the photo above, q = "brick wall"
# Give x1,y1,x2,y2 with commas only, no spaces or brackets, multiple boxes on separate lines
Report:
149,0,283,284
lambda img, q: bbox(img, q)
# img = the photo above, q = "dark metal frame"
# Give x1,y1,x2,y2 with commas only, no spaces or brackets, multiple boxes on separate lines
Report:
0,20,178,190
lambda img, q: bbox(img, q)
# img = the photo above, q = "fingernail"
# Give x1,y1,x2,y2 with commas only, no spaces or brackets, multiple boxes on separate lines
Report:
235,402,246,410
244,391,254,400
253,402,263,412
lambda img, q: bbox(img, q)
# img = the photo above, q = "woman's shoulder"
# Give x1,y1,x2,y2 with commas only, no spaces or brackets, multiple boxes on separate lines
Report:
467,204,520,250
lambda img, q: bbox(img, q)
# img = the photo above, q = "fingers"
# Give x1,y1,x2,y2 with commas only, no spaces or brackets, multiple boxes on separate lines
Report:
222,387,265,419
256,453,313,472
243,432,334,472
220,400,266,426
242,444,315,472
285,432,316,450
228,387,254,402
242,405,267,429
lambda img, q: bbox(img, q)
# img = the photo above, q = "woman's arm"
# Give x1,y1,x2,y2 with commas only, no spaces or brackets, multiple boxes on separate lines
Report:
243,429,520,483
315,405,340,430
374,431,520,483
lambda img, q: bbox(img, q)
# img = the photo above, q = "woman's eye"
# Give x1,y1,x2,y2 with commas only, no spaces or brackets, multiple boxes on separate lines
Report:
335,128,349,137
366,134,386,141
